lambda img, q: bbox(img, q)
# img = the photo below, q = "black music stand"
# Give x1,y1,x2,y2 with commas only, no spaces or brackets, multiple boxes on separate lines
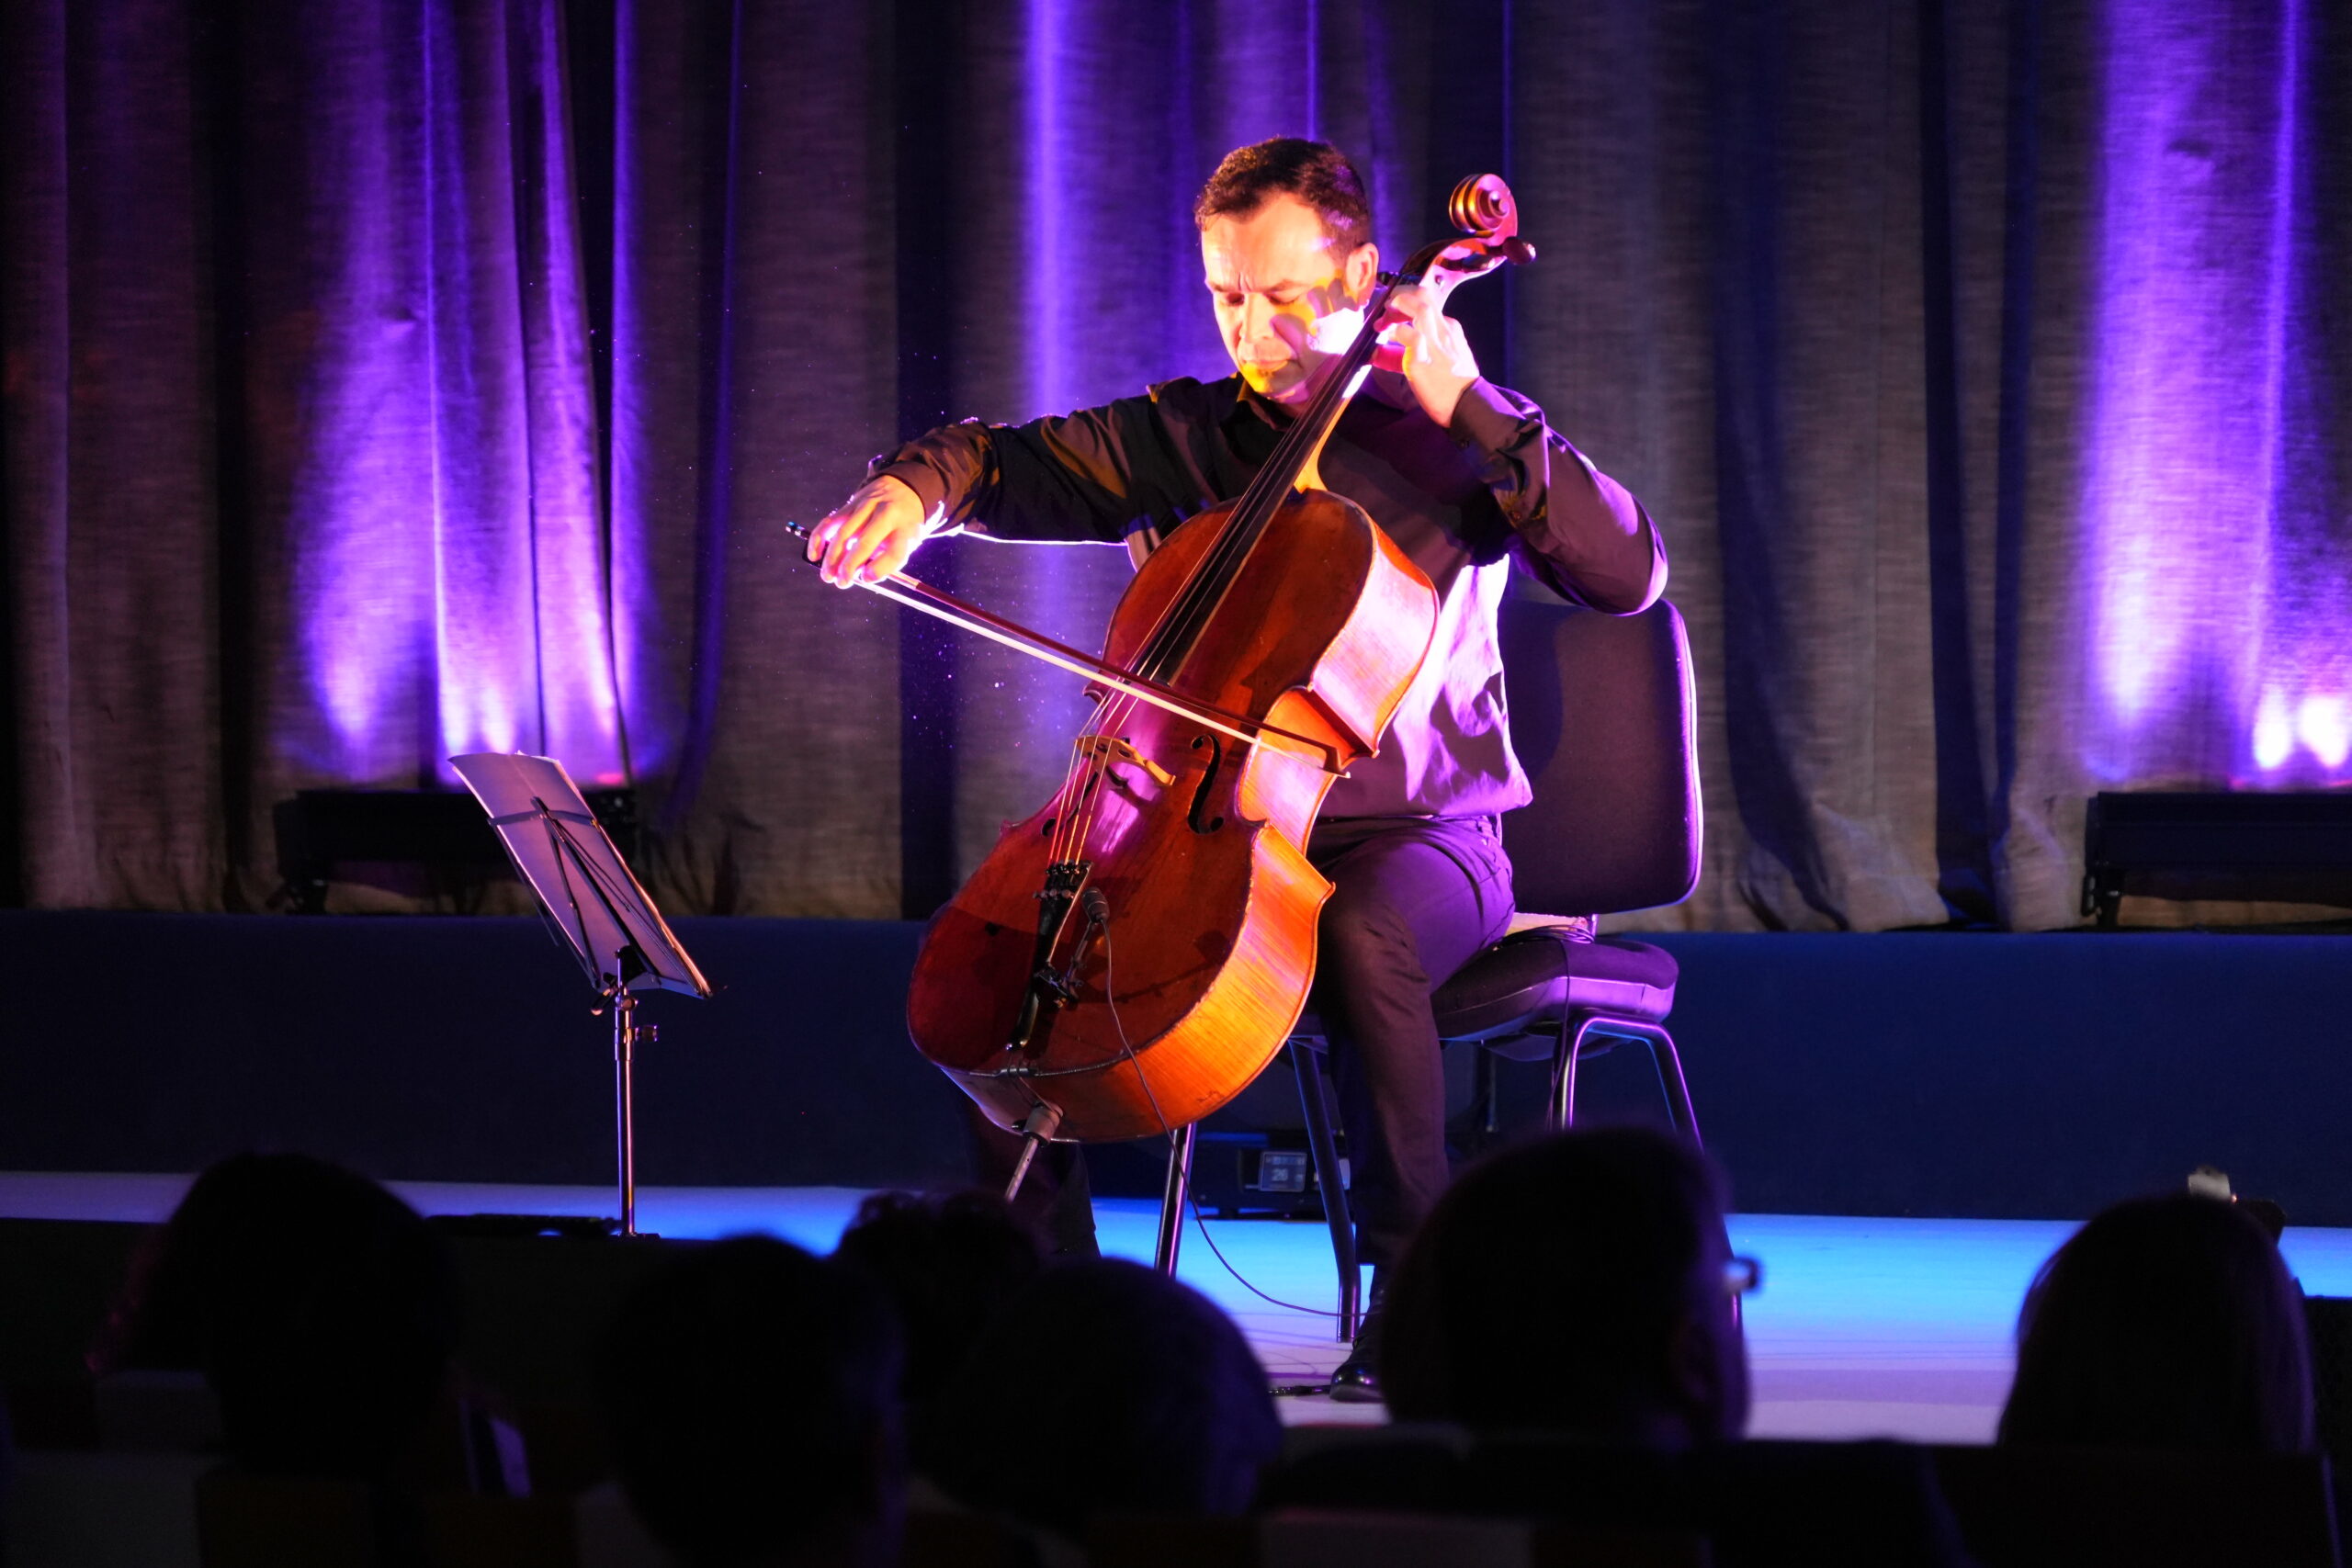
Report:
452,752,709,1237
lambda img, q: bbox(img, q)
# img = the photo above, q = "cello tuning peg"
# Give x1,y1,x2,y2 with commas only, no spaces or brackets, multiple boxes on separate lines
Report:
1448,175,1516,238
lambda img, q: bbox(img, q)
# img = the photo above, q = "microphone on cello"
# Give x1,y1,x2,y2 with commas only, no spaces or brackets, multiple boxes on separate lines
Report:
1051,886,1114,1002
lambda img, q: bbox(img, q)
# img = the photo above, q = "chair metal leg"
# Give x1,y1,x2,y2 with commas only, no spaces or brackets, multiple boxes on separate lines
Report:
1640,1027,1704,1148
1552,1015,1704,1150
1470,1045,1500,1137
1154,1122,1197,1276
1549,1016,1603,1130
1291,1042,1359,1342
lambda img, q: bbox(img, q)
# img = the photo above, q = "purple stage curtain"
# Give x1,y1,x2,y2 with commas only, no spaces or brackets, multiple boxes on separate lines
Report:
4,0,2349,929
3,0,621,910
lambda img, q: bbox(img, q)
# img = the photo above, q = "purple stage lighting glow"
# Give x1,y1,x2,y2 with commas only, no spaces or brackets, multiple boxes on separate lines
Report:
1004,0,1086,780
299,0,628,792
271,0,2347,842
2300,695,2350,771
1026,0,1069,422
2078,0,2346,788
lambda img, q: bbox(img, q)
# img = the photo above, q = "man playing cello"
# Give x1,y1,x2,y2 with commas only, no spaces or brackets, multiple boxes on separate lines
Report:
806,138,1664,1396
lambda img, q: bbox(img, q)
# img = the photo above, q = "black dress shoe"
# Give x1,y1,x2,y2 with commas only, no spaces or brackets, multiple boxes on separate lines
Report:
1327,1291,1385,1403
1327,1351,1381,1403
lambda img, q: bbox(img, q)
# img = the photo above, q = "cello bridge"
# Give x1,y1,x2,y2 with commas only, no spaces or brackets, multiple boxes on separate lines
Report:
1074,733,1176,788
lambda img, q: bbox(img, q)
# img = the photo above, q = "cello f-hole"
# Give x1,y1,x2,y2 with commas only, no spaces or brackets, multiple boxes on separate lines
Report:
1187,734,1227,834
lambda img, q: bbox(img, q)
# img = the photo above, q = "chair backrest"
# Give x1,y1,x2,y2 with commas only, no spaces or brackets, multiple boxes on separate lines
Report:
1498,595,1702,918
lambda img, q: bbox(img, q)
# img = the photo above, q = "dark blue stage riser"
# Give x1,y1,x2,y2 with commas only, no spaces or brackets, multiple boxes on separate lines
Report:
2,913,2346,1224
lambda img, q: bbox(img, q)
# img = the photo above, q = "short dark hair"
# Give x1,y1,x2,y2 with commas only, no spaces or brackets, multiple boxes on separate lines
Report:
2000,1191,2313,1453
1380,1127,1739,1438
832,1188,1045,1459
924,1258,1282,1534
94,1152,461,1480
596,1237,904,1566
1194,138,1373,254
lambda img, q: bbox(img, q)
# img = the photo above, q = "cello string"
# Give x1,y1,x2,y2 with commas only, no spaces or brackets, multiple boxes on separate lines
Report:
1131,400,1307,683
1069,364,1354,872
1061,525,1229,866
1047,310,1392,1053
1171,239,1500,672
1134,279,1396,690
1055,676,1131,867
1162,293,1379,652
1022,253,1489,1188
1070,337,1404,1318
1058,312,1384,867
1058,750,1109,867
1054,279,1404,835
1139,226,1482,686
1051,688,1117,866
1122,357,1339,691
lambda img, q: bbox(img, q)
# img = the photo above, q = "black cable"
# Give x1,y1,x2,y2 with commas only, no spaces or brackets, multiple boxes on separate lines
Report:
1100,923,1353,1322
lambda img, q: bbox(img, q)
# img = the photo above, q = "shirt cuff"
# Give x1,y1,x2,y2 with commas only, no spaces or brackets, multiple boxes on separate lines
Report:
1445,378,1531,456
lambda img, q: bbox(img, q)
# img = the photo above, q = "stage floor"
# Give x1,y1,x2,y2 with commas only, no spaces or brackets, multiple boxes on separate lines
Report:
15,1172,2352,1443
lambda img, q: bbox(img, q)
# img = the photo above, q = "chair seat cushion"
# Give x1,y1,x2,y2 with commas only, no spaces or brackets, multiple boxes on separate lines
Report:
1430,929,1678,1044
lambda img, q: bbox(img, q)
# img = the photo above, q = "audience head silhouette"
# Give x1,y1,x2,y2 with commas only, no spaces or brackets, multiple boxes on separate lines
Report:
2000,1190,2312,1453
1381,1125,1748,1446
597,1235,904,1568
95,1151,460,1478
832,1189,1044,1458
924,1258,1283,1537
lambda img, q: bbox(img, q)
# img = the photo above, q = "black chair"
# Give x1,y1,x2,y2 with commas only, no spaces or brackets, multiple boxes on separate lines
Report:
1149,596,1705,1338
1456,592,1705,1142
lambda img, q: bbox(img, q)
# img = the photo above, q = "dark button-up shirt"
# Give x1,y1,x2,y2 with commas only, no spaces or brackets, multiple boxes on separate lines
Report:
869,369,1665,818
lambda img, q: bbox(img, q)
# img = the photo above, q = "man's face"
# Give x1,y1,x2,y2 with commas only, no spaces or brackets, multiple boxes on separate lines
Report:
1200,194,1379,406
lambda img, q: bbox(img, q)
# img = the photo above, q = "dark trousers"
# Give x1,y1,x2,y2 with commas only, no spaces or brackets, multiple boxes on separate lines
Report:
967,814,1515,1266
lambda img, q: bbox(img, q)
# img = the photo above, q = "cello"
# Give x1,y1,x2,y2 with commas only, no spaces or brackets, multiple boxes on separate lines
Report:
796,175,1535,1182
